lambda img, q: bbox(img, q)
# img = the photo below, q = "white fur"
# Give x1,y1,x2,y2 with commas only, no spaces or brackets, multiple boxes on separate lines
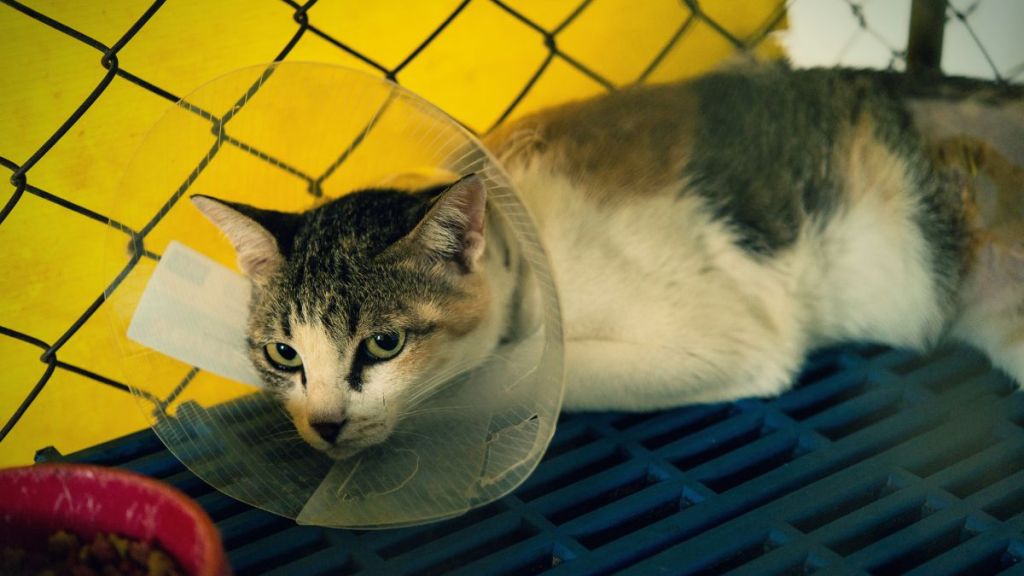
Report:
282,207,518,458
284,321,367,457
503,155,952,411
800,185,947,351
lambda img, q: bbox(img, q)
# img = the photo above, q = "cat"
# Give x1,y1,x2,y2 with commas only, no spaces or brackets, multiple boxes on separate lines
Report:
192,63,1024,461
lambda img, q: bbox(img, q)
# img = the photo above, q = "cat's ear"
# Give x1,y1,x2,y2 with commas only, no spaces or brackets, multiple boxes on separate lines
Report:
398,174,487,273
190,195,300,284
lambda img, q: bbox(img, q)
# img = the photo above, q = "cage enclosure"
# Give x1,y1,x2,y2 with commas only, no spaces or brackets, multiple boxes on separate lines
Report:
2,0,1024,574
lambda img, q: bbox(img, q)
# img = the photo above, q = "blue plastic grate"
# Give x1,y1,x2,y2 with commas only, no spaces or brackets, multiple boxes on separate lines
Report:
54,344,1024,575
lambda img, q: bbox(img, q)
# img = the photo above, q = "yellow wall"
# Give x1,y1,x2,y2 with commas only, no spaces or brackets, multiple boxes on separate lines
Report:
0,0,785,465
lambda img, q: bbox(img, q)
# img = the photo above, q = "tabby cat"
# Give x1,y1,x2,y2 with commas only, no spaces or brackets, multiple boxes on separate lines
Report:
192,64,1024,460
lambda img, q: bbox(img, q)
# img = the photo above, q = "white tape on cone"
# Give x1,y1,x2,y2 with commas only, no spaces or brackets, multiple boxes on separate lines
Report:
128,241,262,387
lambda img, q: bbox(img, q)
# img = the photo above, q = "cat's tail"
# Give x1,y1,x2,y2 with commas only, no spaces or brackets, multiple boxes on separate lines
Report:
937,135,1024,386
894,72,1024,386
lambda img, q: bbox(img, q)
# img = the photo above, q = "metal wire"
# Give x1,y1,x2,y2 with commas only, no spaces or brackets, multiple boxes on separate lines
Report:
0,0,1013,451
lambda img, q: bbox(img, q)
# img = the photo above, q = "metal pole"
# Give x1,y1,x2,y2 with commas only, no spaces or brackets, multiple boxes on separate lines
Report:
907,0,947,75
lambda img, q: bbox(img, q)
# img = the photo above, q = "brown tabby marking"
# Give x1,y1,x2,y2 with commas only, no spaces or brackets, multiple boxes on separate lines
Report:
835,115,914,206
487,84,699,204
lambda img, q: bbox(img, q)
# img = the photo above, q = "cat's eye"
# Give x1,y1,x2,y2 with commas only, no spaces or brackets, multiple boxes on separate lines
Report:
363,329,406,361
265,342,303,371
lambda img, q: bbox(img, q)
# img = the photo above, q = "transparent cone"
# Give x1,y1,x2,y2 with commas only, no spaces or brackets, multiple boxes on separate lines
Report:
105,62,564,528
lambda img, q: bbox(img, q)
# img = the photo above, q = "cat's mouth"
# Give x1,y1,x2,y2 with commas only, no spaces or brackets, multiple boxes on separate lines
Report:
285,397,396,460
318,423,393,461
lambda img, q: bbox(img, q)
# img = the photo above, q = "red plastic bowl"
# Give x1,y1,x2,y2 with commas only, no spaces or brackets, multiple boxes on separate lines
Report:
0,463,229,576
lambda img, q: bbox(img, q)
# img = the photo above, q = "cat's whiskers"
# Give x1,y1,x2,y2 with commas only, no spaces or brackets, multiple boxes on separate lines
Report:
261,429,304,442
486,349,517,364
403,362,475,404
390,428,435,442
265,438,303,446
262,425,300,435
404,347,537,410
265,396,296,421
402,358,485,409
395,404,474,419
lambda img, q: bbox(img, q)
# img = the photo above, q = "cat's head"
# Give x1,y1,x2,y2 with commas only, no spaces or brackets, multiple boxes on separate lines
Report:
191,176,507,459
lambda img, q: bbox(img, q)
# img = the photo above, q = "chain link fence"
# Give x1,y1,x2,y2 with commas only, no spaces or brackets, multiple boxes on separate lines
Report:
784,0,1022,81
0,0,1018,459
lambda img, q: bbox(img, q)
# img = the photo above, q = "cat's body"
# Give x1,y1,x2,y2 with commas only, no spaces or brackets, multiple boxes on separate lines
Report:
487,66,1024,410
194,65,1024,458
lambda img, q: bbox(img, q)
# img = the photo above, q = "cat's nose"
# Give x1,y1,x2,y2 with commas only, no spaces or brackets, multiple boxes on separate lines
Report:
311,419,347,444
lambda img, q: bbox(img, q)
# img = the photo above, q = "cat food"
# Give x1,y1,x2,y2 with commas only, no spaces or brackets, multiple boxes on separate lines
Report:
1,530,182,576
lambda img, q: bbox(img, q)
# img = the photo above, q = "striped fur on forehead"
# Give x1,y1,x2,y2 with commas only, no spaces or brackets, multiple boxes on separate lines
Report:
285,256,465,330
413,270,492,337
244,184,480,345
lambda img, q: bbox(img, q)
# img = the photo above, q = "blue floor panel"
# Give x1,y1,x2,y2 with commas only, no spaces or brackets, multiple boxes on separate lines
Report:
52,344,1024,575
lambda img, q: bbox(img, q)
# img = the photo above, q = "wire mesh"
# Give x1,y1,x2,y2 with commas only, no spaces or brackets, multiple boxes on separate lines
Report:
0,0,1018,490
3,0,1024,573
0,0,791,450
